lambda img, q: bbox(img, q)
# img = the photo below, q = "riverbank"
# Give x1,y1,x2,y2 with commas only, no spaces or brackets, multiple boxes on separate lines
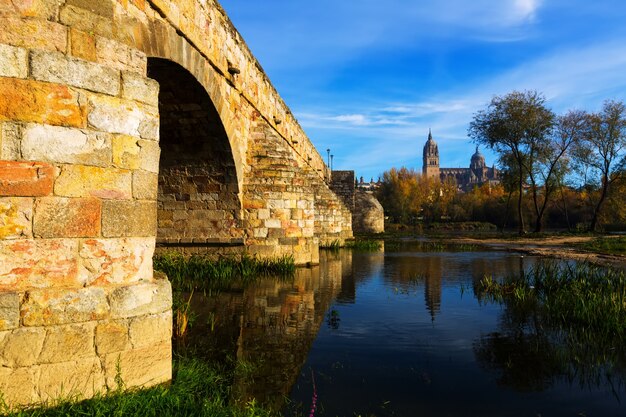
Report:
419,235,626,268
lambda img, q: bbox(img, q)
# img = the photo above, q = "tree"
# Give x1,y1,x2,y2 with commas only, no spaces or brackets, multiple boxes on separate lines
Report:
376,167,424,223
529,110,584,232
572,100,626,231
469,91,555,234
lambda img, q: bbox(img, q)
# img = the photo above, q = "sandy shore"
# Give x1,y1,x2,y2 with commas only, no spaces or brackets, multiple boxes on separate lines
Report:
441,235,626,267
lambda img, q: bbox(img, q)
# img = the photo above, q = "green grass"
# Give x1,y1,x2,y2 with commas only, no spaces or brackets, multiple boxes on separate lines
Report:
344,239,382,251
319,240,342,250
2,356,276,417
577,236,626,256
477,261,626,338
153,253,296,292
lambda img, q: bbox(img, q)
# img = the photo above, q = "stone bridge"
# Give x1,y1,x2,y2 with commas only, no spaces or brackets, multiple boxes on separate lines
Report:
0,0,352,407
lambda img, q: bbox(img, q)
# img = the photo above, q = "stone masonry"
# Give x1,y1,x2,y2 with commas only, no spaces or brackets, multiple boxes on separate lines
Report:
0,0,352,408
331,170,384,234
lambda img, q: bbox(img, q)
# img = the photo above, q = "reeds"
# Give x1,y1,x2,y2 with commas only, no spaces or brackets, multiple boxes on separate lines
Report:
153,252,296,292
344,240,382,251
478,261,626,338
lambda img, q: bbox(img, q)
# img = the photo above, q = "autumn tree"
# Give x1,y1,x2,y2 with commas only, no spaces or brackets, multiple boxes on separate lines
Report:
528,110,584,232
376,167,424,223
469,91,555,234
572,100,626,231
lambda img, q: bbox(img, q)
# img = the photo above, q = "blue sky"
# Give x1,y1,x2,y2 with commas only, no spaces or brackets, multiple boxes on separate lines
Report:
219,0,626,181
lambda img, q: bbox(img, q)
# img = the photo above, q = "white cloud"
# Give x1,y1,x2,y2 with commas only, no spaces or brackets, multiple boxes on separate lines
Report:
514,0,542,21
331,114,369,125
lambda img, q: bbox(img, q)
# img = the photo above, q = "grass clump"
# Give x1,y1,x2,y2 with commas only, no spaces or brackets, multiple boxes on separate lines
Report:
320,240,342,250
578,236,626,256
153,252,295,292
3,356,275,417
344,239,382,251
477,261,626,337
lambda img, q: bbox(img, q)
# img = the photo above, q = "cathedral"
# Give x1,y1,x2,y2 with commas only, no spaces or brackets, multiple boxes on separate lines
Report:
422,130,499,190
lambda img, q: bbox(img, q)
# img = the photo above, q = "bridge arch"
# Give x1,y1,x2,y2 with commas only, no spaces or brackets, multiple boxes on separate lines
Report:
147,58,243,246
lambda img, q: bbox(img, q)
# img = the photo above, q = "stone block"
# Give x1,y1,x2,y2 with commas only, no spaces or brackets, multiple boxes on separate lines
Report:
128,311,172,349
0,17,67,52
33,197,101,238
31,50,120,96
95,35,146,74
65,0,113,18
22,123,112,167
121,72,159,106
0,197,33,239
253,227,268,238
54,165,132,199
87,94,157,138
69,28,97,62
102,200,156,237
138,115,159,140
108,280,172,319
103,341,171,390
38,322,96,363
0,161,54,197
1,123,21,160
132,170,158,200
59,5,113,39
112,135,160,172
0,292,19,331
10,0,60,20
0,366,37,406
21,286,109,326
37,357,106,402
257,208,270,220
0,327,45,367
264,218,281,228
0,43,27,78
0,239,79,291
95,320,130,355
0,78,86,127
78,237,154,286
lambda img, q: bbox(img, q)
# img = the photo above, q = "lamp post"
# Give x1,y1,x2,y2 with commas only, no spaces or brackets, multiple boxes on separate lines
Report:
326,148,331,182
330,154,334,171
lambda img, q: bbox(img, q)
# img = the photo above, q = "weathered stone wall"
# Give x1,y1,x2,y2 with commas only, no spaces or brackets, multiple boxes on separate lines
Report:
243,119,319,265
353,189,385,234
0,0,353,407
0,1,172,405
330,170,355,211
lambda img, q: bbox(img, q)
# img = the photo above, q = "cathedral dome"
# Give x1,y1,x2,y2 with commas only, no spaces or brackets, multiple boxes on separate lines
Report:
470,146,485,169
423,130,438,158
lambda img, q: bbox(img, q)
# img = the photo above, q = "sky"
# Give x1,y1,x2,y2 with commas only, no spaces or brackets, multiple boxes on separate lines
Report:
218,0,626,181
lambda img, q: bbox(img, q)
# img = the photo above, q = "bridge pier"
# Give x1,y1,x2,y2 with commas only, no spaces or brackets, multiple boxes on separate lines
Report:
0,0,352,408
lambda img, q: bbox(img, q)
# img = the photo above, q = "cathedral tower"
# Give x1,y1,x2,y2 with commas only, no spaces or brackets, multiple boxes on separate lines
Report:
422,129,440,178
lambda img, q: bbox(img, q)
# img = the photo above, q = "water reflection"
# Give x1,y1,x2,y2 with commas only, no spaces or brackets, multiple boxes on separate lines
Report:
181,247,625,416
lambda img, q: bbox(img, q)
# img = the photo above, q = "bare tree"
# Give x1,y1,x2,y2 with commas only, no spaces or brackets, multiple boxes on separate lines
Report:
572,100,626,232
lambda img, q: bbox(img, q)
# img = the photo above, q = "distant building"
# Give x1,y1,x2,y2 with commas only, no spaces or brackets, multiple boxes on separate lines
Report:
356,175,381,191
422,130,499,191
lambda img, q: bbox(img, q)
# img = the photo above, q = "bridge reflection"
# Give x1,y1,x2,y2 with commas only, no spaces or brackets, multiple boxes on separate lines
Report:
181,249,383,410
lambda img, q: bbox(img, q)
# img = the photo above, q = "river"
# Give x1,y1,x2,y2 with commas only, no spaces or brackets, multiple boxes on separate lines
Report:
182,243,626,417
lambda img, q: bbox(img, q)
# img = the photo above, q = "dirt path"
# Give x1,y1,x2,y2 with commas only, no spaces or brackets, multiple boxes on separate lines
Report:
442,235,626,268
